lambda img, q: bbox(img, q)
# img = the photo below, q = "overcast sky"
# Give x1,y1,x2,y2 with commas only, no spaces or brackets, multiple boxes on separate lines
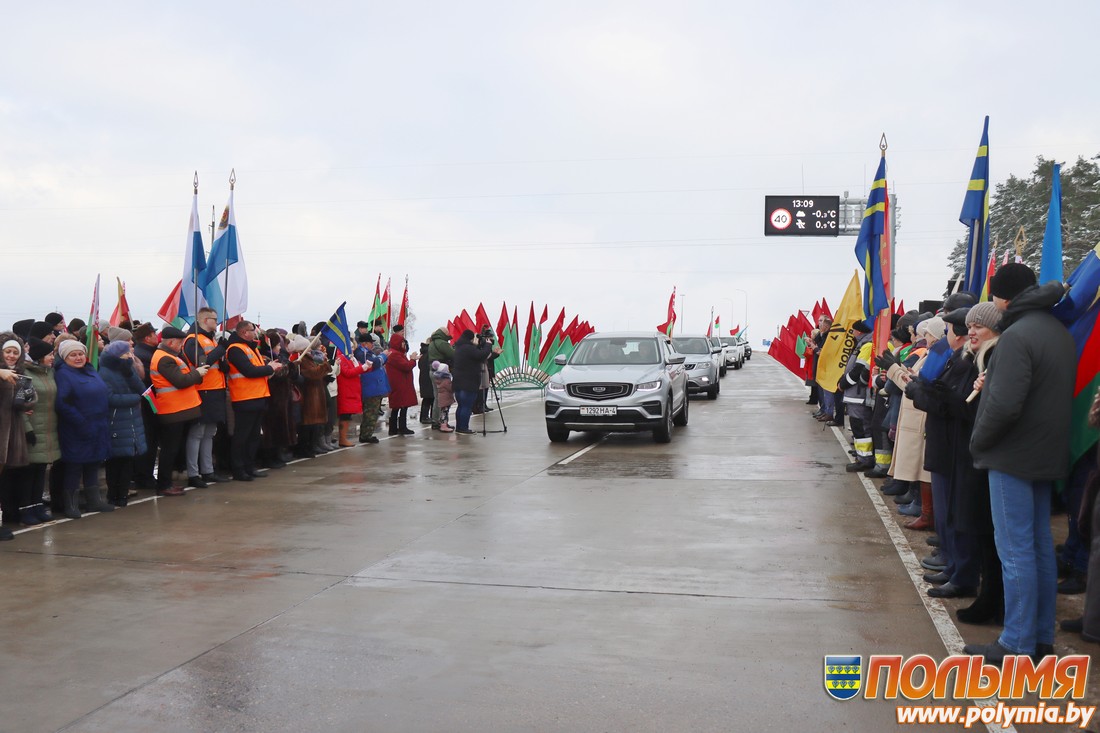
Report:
2,1,1097,344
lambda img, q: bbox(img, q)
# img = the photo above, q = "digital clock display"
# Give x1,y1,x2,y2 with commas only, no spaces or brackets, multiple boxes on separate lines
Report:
764,195,841,237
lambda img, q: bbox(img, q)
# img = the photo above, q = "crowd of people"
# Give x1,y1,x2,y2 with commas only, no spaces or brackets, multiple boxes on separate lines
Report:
804,262,1099,664
0,308,503,540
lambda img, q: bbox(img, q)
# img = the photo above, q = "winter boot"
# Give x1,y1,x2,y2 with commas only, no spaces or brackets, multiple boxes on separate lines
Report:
83,484,114,513
62,486,82,519
388,412,399,436
338,419,354,447
311,426,330,455
398,411,415,436
905,483,934,530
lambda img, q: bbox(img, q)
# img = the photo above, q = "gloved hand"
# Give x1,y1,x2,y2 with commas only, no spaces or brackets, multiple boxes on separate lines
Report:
874,351,899,371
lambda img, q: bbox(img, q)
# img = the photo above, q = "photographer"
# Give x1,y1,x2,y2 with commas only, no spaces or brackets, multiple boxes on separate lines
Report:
452,329,500,435
473,325,502,414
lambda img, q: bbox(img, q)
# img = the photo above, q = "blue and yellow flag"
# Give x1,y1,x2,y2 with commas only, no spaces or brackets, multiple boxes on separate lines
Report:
321,301,353,357
853,155,889,320
960,116,991,295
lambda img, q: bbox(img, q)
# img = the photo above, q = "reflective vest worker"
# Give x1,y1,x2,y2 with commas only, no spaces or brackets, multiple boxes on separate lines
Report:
182,308,229,425
224,321,285,481
150,326,208,495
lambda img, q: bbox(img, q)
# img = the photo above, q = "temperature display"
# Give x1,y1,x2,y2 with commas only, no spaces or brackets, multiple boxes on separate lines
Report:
764,196,841,237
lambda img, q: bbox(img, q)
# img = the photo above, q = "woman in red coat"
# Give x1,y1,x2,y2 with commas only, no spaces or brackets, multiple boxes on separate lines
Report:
384,334,417,436
335,352,368,446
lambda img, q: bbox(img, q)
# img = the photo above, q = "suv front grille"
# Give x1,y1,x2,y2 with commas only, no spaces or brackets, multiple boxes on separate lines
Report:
567,383,633,401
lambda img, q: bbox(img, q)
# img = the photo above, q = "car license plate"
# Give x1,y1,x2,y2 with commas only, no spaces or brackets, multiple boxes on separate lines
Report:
580,406,617,416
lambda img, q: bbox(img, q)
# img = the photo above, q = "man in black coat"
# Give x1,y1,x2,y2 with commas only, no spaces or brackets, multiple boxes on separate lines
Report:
451,330,495,434
964,264,1074,663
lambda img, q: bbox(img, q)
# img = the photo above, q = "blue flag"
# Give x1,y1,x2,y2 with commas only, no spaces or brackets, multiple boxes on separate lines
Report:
201,189,248,321
960,116,991,295
321,301,353,356
853,155,889,320
1039,163,1063,285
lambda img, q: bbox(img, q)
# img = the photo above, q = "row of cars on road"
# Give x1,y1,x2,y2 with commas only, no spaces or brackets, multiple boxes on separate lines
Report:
544,330,752,444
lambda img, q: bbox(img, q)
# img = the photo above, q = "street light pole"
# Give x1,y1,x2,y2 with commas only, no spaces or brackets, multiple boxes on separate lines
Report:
679,293,686,335
731,288,748,336
722,297,734,335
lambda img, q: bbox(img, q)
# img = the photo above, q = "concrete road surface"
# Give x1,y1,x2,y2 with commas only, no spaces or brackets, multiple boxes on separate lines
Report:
1,357,1090,732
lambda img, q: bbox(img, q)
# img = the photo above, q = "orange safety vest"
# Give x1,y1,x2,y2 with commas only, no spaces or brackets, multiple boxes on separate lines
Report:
150,350,202,415
226,342,271,402
183,333,227,391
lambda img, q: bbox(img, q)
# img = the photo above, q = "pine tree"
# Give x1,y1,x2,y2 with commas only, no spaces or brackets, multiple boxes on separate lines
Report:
947,154,1100,289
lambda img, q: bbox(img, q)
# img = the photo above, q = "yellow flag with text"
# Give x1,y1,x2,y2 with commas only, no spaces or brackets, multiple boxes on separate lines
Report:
815,271,864,393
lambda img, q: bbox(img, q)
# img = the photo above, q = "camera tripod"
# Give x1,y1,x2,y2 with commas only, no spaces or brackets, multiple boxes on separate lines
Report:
478,378,507,435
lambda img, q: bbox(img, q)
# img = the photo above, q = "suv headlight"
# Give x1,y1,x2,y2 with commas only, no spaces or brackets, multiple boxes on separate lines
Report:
636,380,662,392
547,381,566,392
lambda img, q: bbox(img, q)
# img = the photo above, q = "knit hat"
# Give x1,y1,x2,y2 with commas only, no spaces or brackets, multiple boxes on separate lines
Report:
133,322,156,341
435,363,450,375
107,327,132,343
916,316,946,342
356,321,370,330
964,302,1003,332
852,320,873,334
103,340,131,358
11,319,33,340
44,312,65,328
2,339,20,353
160,326,187,340
355,331,372,344
27,338,52,362
67,318,86,333
989,263,1037,301
29,321,53,340
287,335,311,353
57,340,87,361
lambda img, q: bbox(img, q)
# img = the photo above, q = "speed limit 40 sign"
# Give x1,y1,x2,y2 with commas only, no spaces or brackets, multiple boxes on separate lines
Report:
764,196,840,237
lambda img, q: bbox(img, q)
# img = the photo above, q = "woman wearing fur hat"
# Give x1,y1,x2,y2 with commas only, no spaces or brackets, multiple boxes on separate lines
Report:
288,335,332,456
0,334,36,539
54,339,113,518
98,340,148,507
21,338,58,524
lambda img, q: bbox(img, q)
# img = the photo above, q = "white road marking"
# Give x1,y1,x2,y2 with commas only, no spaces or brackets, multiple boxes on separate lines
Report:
827,426,1014,733
557,440,601,466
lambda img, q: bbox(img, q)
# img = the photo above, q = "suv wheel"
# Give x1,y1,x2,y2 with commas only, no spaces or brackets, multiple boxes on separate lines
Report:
707,381,719,400
673,391,689,426
733,357,742,370
653,395,674,443
547,425,570,443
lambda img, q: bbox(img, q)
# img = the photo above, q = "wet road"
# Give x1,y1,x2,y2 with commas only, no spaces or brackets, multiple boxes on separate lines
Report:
2,358,976,731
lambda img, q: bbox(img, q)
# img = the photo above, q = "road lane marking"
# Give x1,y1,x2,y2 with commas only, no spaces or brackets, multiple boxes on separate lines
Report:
557,440,601,465
827,426,1014,733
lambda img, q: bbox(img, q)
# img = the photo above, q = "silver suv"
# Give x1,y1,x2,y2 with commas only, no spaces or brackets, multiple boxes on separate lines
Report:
671,336,720,399
544,332,689,443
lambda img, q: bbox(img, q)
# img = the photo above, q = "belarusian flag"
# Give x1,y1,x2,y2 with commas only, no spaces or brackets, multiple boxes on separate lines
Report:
156,280,189,330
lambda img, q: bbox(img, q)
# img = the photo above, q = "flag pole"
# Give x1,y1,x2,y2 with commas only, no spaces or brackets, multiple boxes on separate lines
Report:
221,169,235,329
190,172,203,366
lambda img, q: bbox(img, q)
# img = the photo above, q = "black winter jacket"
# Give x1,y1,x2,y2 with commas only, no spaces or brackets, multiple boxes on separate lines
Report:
971,283,1076,480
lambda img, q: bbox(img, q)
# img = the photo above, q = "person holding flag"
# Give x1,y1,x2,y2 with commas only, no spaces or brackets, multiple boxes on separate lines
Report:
181,307,230,487
964,263,1073,663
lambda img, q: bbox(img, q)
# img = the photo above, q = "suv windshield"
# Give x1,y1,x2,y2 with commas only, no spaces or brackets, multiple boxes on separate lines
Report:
720,338,742,347
671,337,711,355
570,337,661,365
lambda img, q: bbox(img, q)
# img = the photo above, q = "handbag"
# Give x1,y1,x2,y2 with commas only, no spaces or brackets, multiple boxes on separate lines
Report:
12,375,36,409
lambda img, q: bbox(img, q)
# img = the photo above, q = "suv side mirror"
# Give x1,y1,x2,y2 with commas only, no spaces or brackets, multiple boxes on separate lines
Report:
667,354,686,365
554,354,568,366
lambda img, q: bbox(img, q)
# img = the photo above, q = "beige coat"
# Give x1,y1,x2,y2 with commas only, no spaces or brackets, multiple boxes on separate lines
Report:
887,355,931,483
